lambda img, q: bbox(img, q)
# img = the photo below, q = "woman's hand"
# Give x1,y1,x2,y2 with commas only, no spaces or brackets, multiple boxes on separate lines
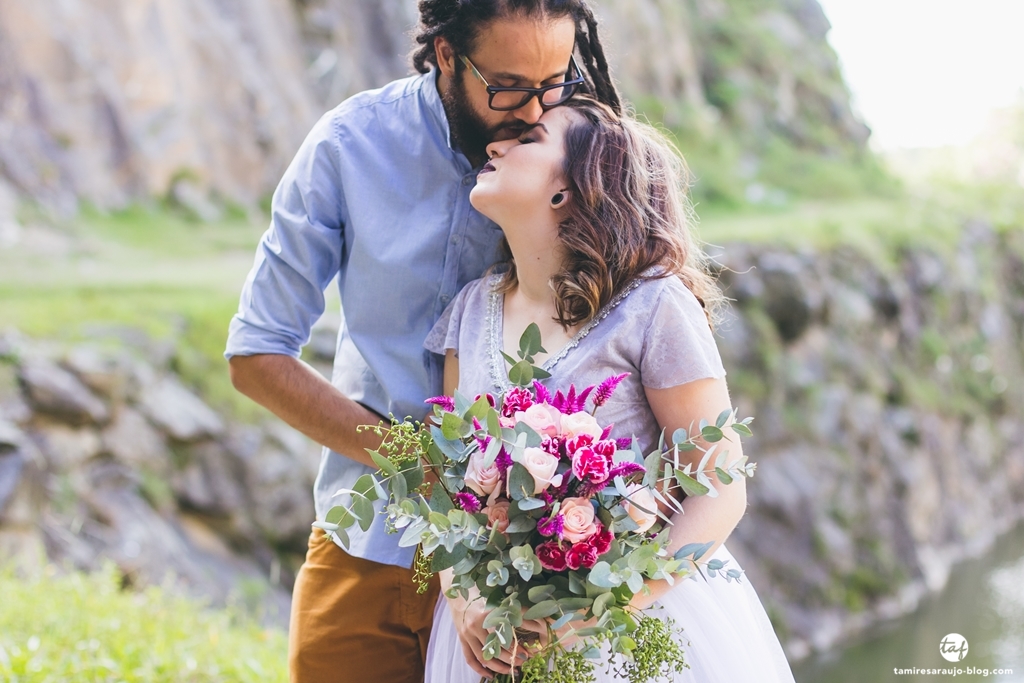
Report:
442,571,520,677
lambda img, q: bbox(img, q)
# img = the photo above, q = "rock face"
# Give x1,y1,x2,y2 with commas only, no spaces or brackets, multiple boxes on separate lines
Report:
0,338,321,626
0,0,865,210
713,225,1024,658
1,227,1022,652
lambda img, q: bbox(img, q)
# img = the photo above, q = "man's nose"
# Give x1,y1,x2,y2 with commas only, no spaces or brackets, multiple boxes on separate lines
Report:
513,95,544,125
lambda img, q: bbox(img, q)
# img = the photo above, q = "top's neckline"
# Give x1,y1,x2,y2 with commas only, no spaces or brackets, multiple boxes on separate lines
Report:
485,274,648,392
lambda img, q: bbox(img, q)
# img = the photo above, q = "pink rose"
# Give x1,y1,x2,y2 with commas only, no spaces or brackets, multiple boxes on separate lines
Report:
560,497,598,543
623,484,658,533
536,541,568,571
566,542,599,570
519,447,562,494
484,501,511,534
560,412,603,440
515,403,563,437
571,446,611,485
464,450,502,497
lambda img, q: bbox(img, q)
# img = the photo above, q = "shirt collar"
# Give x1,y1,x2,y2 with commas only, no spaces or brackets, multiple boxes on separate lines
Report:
420,68,457,153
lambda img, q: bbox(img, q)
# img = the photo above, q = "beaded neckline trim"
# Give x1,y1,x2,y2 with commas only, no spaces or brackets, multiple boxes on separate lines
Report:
486,276,644,392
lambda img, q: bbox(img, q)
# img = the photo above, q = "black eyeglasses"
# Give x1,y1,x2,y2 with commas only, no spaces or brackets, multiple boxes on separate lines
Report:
459,54,585,111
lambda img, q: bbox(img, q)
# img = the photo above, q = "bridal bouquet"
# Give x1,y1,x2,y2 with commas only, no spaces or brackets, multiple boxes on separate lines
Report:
317,325,756,683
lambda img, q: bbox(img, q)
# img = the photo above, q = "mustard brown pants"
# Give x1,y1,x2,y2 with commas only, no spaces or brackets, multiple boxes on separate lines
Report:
288,529,441,683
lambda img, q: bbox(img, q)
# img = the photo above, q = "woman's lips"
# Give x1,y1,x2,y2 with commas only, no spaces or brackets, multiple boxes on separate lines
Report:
479,161,496,174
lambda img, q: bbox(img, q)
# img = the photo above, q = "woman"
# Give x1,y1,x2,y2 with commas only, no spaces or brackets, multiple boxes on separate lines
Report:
423,97,795,683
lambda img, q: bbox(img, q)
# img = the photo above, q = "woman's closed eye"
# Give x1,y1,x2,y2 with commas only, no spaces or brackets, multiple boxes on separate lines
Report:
517,135,536,144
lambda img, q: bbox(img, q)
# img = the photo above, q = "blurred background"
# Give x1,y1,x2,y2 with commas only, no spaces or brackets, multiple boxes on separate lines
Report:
0,0,1022,680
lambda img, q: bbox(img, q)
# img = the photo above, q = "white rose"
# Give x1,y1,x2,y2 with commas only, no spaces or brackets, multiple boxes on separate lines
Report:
560,411,603,440
519,447,562,494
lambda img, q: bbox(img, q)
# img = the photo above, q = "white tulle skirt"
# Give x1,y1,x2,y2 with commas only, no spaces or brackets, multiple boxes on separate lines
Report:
424,544,796,683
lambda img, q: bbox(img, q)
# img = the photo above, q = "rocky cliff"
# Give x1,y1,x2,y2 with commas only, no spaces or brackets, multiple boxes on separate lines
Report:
0,0,867,212
2,226,1022,655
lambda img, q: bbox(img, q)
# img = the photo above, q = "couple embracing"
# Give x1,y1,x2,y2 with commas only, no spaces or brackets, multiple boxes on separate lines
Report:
226,1,796,682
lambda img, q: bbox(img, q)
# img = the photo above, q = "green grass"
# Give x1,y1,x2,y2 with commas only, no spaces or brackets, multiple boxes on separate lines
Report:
0,204,275,421
0,565,288,682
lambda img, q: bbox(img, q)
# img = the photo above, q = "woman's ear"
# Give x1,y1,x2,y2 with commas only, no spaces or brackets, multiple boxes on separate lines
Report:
435,37,457,79
551,189,570,209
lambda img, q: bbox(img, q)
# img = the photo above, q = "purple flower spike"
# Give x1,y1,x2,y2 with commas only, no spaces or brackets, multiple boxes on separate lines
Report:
577,479,611,498
425,395,456,412
592,373,630,408
537,513,564,538
608,462,646,479
615,437,633,450
533,380,552,404
454,492,482,513
495,448,513,481
599,423,614,440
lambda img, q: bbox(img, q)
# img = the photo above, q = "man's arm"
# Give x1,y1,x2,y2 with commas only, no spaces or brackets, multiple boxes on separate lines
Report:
229,354,384,467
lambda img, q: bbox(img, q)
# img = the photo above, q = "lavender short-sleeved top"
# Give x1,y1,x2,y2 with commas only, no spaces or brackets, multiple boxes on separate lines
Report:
425,273,727,452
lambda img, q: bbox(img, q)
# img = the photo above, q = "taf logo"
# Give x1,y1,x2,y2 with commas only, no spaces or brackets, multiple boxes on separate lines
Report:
939,633,969,662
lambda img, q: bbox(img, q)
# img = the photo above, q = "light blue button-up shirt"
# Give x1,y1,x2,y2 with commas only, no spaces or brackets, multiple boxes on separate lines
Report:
225,70,503,568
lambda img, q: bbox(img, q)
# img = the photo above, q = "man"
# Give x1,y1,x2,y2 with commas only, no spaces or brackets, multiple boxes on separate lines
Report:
226,2,620,681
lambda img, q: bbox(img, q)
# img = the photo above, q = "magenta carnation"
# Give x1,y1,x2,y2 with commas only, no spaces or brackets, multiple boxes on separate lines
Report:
454,492,482,513
566,541,599,570
501,386,533,417
536,541,569,572
425,395,455,412
571,447,612,485
592,439,616,457
590,526,614,556
565,434,595,456
541,435,566,459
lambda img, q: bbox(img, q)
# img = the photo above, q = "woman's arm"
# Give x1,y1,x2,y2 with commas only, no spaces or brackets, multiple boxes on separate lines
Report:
630,376,748,610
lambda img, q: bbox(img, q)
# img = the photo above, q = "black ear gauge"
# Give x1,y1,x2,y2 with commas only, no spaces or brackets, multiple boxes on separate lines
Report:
551,192,565,206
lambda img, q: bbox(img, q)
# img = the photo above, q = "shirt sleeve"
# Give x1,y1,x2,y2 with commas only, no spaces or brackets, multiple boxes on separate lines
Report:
225,109,348,360
423,279,479,355
640,278,726,389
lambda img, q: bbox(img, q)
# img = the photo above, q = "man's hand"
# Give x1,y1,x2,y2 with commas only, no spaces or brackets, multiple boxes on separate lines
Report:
229,354,386,467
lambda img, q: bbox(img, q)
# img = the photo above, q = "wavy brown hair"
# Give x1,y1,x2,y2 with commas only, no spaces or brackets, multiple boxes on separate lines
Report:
496,97,723,328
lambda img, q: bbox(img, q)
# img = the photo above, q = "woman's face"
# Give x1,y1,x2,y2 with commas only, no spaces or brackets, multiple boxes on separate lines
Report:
469,106,576,225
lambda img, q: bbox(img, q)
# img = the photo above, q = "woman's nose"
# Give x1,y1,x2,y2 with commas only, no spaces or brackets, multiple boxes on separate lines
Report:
485,138,514,160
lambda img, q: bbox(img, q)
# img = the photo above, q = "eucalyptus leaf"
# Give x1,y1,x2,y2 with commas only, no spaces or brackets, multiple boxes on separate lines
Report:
674,469,710,497
731,422,753,437
441,412,466,440
715,408,732,429
523,600,560,620
715,467,734,485
369,452,399,477
508,360,534,386
431,543,469,572
528,585,556,603
505,515,537,534
701,425,725,443
518,497,545,511
508,463,535,501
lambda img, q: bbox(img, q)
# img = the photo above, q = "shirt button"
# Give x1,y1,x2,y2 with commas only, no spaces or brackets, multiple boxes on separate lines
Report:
462,176,474,186
450,235,461,244
441,295,451,304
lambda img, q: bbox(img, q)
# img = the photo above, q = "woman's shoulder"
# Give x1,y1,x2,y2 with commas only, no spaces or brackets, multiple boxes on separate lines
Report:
628,273,708,323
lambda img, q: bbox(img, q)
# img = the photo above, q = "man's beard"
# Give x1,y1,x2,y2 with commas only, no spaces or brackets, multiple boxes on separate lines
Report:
442,69,522,169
